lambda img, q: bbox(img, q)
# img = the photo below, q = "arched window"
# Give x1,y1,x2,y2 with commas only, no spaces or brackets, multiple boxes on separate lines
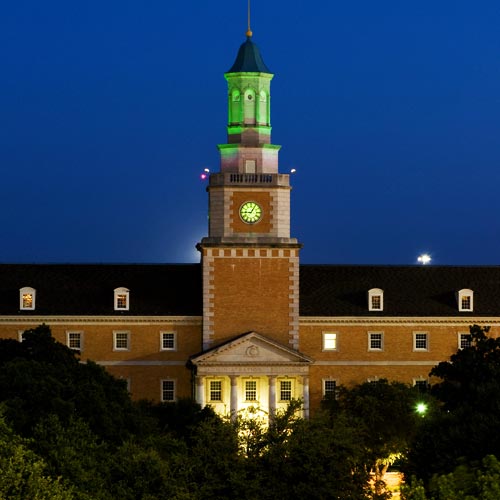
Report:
230,89,241,124
368,288,384,311
114,287,130,311
244,89,256,124
258,90,268,125
20,287,36,310
457,289,473,312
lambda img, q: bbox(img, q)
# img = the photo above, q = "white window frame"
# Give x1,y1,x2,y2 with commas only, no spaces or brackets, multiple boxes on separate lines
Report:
279,379,293,402
368,331,384,351
113,331,130,351
458,332,472,349
244,379,259,402
160,331,177,351
413,332,429,352
458,289,473,312
322,379,338,399
19,287,36,311
161,379,176,402
114,287,130,311
368,288,384,311
322,332,338,351
18,330,26,342
208,379,223,402
66,331,84,351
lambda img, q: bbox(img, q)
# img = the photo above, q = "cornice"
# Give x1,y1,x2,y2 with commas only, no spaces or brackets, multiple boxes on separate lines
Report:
299,316,500,326
0,315,202,326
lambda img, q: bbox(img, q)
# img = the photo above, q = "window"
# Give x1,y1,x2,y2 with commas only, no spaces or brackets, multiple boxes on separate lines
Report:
459,332,472,349
368,288,383,311
458,289,473,312
245,380,258,401
19,287,36,310
368,332,384,351
323,332,337,351
160,332,176,351
114,287,129,311
413,332,428,351
209,380,222,402
280,380,292,401
67,331,83,351
245,160,256,174
161,380,176,402
323,379,337,400
414,379,429,392
113,331,130,351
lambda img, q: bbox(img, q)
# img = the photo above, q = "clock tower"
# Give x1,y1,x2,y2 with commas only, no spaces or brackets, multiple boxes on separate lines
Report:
197,32,301,351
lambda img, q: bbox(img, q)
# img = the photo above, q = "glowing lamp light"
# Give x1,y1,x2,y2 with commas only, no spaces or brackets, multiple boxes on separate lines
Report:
200,168,210,181
200,173,207,180
290,168,297,174
416,402,428,415
417,254,431,265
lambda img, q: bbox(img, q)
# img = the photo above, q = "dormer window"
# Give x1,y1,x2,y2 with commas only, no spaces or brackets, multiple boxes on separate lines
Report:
114,287,129,311
20,287,36,310
368,288,384,311
458,289,473,312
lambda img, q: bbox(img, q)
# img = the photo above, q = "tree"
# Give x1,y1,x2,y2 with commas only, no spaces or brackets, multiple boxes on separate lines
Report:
405,325,500,482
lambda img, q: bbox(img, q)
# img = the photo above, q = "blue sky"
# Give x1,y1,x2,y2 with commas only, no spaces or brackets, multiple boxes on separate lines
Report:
1,1,500,264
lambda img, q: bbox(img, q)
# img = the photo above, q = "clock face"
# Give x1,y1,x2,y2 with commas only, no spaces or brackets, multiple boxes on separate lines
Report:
239,201,262,224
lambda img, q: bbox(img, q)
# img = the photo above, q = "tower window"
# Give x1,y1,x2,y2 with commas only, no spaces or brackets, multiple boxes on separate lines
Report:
114,287,130,311
20,287,36,310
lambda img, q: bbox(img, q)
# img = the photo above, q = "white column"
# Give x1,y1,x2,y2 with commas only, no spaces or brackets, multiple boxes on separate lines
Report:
195,376,205,407
302,375,310,419
268,375,276,419
230,375,238,421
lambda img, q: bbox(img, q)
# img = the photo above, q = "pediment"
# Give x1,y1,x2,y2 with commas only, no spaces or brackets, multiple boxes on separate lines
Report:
191,332,313,366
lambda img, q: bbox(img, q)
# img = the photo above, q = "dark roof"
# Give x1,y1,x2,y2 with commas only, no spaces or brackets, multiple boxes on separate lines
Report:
0,264,202,316
227,37,272,74
1,263,500,318
300,265,500,317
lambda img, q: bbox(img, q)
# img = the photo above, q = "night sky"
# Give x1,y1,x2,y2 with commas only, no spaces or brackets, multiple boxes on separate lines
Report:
1,1,500,265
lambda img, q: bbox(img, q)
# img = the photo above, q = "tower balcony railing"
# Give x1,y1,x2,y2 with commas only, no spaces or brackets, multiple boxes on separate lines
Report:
209,173,290,187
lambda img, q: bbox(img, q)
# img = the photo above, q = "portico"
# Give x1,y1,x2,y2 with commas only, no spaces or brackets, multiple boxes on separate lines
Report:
191,332,313,419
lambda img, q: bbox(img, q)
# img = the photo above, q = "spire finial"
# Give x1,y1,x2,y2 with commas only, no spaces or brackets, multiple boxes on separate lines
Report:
246,0,253,37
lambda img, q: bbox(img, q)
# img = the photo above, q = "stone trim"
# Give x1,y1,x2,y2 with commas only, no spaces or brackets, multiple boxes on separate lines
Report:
300,317,500,326
202,250,215,350
313,360,441,366
289,254,300,350
0,316,201,325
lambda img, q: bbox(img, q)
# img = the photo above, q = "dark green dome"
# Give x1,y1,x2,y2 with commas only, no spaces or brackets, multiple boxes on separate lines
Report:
227,37,272,74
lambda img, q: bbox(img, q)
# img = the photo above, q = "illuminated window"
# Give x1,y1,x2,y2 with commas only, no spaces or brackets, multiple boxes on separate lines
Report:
458,289,473,312
67,331,83,351
114,287,129,311
459,332,472,349
113,331,130,351
368,288,383,311
160,332,176,351
161,380,176,402
322,332,337,351
413,332,428,351
209,380,222,402
280,380,292,401
323,379,337,400
19,287,36,310
245,380,258,401
368,332,384,351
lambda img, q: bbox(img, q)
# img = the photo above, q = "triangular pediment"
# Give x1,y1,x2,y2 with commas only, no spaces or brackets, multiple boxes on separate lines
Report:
191,332,313,366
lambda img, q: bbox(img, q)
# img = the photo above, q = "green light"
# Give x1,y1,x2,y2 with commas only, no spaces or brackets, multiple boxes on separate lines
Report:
416,402,428,415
